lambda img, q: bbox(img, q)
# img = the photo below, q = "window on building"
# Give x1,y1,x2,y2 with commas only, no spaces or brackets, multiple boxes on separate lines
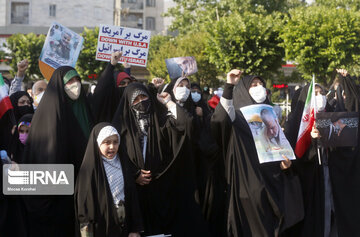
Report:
146,17,155,31
146,0,156,7
49,4,56,17
11,2,29,24
128,0,137,3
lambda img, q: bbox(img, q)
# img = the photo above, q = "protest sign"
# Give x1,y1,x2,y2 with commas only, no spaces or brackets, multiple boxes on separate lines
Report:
165,56,198,80
96,25,151,67
316,112,359,148
240,104,296,164
39,22,83,80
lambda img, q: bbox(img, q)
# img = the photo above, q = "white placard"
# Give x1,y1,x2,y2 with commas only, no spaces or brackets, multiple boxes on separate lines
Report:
96,24,151,67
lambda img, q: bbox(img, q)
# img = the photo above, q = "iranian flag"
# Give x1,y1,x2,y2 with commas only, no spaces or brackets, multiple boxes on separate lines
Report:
0,73,13,118
295,76,316,158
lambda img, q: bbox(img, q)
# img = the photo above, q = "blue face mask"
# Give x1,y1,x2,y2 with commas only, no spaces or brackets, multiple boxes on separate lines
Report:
191,92,201,103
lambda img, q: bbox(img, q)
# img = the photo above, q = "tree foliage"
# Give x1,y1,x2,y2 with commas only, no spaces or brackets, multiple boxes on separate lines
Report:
280,6,360,84
147,32,221,87
205,11,285,79
4,33,45,80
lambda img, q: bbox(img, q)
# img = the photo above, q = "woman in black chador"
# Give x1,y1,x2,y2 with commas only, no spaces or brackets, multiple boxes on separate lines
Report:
75,122,143,237
211,69,304,237
113,82,210,236
22,66,93,237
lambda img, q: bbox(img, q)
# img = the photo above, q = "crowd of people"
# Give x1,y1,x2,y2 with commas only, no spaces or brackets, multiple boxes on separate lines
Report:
1,51,360,237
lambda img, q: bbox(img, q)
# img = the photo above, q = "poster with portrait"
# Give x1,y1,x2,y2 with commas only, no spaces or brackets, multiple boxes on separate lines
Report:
240,104,296,164
39,22,84,69
165,56,198,80
316,112,358,148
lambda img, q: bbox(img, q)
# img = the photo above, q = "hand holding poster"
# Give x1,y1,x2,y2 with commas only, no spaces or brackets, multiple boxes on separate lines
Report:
96,25,151,67
240,104,296,164
40,22,83,69
165,56,198,80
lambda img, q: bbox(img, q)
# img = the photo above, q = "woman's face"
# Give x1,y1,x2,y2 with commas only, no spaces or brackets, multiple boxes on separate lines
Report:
249,78,263,89
99,135,119,159
65,77,80,86
18,95,31,107
177,79,190,89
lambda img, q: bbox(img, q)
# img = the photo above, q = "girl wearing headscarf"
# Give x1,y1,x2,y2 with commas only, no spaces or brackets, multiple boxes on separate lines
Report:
22,66,93,237
9,113,32,163
75,123,142,237
113,82,210,236
9,91,34,123
211,69,304,237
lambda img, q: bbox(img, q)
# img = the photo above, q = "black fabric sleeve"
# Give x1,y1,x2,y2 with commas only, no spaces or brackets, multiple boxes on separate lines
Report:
210,101,233,155
222,83,235,100
91,63,115,123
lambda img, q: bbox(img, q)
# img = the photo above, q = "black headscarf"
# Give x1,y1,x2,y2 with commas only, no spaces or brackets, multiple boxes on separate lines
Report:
326,74,360,236
75,122,143,236
334,74,360,112
211,76,303,236
9,91,34,123
233,75,270,109
92,64,127,123
9,113,32,163
23,66,92,168
191,82,211,119
112,82,173,177
21,66,93,237
113,82,210,236
164,77,196,114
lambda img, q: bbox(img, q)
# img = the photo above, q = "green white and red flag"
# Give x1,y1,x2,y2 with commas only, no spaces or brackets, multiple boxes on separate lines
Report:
295,75,316,158
0,73,13,118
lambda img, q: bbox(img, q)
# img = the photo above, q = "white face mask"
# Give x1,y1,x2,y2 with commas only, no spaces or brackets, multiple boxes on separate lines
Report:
64,81,81,100
34,91,44,106
249,85,267,103
175,86,190,102
191,92,201,103
315,95,327,112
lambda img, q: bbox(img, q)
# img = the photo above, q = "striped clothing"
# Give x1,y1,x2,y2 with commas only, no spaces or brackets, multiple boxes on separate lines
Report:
102,154,125,204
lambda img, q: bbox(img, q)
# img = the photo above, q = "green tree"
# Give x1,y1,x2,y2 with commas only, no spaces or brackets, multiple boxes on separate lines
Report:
280,6,360,84
164,0,305,35
205,11,285,79
4,33,45,80
147,32,221,87
315,0,360,11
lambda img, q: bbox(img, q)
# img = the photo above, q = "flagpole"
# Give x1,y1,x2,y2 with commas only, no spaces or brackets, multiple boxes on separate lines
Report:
313,74,322,165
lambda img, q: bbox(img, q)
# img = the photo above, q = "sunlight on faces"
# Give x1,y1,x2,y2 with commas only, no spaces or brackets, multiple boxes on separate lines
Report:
132,94,149,106
99,135,119,159
177,79,190,89
18,95,31,106
249,78,263,89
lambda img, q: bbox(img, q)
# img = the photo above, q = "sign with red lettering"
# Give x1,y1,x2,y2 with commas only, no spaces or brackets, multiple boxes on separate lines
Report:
95,24,151,67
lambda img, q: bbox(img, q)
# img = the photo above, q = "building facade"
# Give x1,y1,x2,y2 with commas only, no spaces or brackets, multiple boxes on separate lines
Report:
0,0,174,78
